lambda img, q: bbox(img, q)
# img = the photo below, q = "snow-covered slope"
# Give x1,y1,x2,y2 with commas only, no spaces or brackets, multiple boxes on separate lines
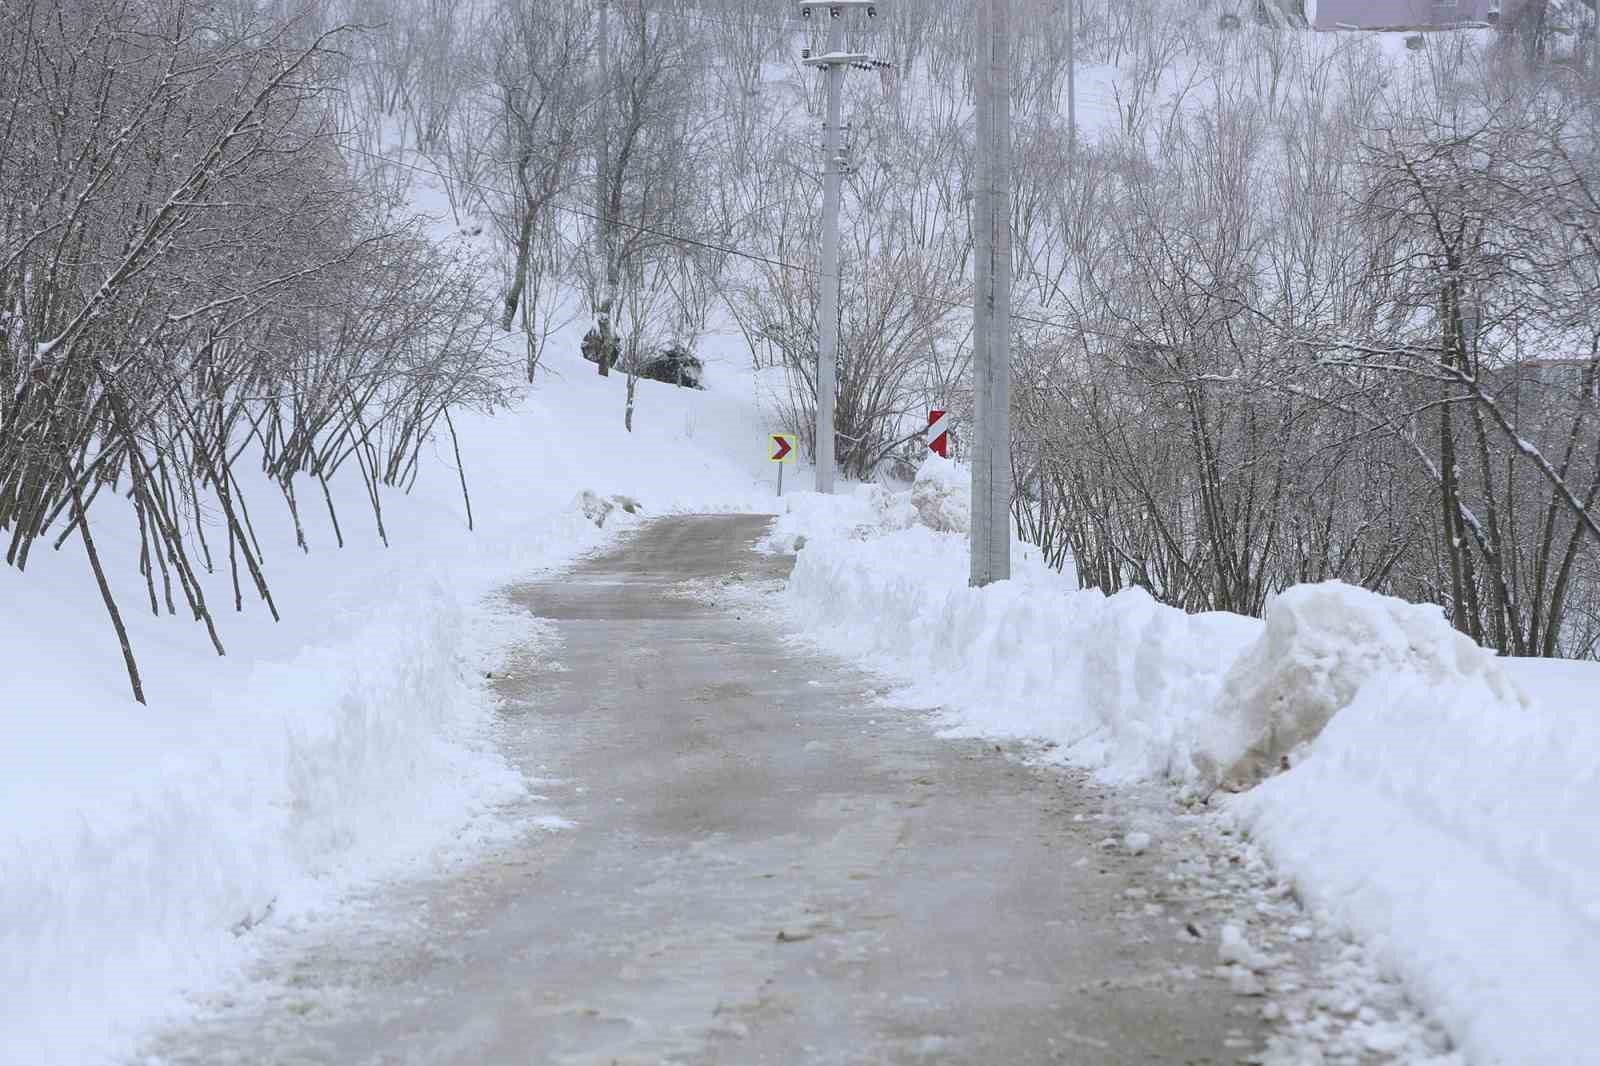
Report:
0,335,781,1066
771,463,1600,1066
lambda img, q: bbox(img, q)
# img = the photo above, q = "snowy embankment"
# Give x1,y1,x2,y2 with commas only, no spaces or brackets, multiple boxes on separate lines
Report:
771,457,1600,1066
0,339,775,1066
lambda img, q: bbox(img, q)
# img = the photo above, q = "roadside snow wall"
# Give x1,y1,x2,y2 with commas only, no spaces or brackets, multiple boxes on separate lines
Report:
1231,651,1600,1066
772,464,1600,1066
0,565,529,1066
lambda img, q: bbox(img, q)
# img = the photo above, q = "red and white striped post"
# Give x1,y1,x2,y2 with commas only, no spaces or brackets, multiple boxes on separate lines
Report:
927,409,950,458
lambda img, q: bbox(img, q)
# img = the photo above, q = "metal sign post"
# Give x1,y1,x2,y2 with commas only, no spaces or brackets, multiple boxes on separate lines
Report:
770,432,797,496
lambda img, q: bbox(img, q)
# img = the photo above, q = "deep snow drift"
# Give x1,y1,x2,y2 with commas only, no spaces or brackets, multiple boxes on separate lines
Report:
771,456,1600,1066
0,337,779,1066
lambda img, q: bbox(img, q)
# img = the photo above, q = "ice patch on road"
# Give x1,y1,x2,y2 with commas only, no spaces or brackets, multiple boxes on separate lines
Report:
532,815,577,832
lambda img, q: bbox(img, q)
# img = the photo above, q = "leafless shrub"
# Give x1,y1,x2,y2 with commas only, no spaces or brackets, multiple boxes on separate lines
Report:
0,0,506,702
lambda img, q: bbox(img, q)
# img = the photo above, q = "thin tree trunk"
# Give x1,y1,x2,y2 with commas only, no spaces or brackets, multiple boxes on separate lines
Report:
1440,387,1471,636
69,462,145,705
445,407,474,531
319,471,345,549
501,164,536,330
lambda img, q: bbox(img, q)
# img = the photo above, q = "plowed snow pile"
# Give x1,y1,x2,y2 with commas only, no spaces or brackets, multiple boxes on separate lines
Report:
773,456,1600,1066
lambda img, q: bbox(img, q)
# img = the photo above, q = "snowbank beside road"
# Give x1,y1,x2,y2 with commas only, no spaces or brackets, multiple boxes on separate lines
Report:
0,337,773,1066
773,460,1600,1066
1204,580,1529,789
779,511,1260,784
0,570,529,1066
1233,659,1600,1066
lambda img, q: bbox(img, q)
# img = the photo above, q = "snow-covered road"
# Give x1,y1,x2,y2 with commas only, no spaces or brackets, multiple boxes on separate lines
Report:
143,514,1297,1065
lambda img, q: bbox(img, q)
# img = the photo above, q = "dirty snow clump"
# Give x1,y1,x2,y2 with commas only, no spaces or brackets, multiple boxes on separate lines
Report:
1192,582,1526,791
910,454,970,533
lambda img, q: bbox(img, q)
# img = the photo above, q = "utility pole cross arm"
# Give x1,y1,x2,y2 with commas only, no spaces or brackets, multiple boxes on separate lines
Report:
794,1,882,15
802,51,870,67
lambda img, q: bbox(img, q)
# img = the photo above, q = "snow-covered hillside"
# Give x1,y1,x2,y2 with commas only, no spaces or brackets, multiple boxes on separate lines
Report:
0,334,782,1066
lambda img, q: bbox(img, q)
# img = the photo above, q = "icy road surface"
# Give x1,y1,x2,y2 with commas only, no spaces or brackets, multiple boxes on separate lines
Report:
147,514,1273,1065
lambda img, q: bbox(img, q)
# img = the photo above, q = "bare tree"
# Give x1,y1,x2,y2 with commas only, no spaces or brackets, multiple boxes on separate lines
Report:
486,0,589,332
0,1,507,701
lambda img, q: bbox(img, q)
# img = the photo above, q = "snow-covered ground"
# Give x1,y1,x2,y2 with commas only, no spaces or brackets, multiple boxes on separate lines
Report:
768,458,1600,1066
0,333,782,1066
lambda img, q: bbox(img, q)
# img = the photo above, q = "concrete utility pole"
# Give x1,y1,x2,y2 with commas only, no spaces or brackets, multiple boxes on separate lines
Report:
798,1,884,493
971,0,1012,587
594,0,614,378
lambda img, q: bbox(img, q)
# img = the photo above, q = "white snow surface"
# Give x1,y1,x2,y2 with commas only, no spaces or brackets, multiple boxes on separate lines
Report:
0,337,776,1066
775,458,1262,785
773,461,1600,1066
1204,581,1530,789
1234,658,1600,1066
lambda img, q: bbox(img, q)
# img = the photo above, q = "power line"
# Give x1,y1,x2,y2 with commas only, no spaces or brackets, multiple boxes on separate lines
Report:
643,6,788,33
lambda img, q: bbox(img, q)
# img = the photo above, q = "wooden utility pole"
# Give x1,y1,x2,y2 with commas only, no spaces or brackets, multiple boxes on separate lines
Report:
798,1,884,493
971,0,1012,587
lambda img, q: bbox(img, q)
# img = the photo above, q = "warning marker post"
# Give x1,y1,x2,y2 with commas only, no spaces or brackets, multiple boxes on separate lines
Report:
928,410,950,458
770,433,797,496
